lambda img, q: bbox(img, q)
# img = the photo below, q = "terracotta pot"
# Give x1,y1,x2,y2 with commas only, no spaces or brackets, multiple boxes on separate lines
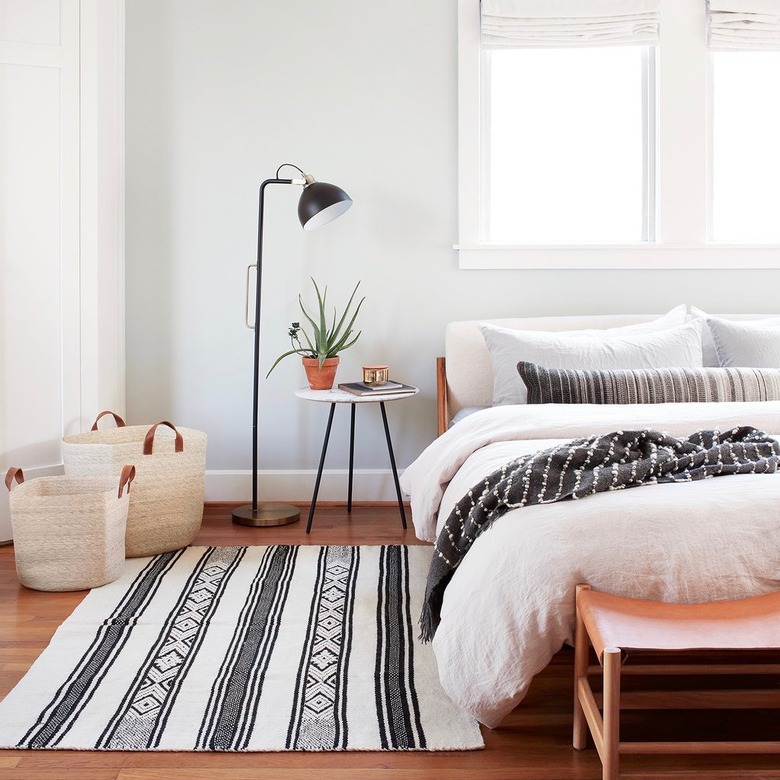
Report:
302,356,339,390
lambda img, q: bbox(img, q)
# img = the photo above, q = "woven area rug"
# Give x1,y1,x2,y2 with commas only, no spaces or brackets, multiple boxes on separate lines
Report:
0,545,483,752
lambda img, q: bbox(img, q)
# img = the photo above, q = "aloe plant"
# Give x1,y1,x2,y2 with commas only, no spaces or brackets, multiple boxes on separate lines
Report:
266,278,364,376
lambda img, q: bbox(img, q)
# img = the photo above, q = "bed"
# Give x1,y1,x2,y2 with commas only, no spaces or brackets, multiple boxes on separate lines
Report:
400,307,780,728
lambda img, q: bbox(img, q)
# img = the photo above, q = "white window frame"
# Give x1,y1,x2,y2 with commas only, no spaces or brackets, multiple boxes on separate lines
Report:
456,0,780,269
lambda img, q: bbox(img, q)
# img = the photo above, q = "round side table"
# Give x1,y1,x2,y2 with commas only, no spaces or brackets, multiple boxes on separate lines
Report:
295,386,418,534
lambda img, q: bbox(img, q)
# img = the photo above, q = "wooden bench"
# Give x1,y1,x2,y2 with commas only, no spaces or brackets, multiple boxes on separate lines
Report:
573,584,780,779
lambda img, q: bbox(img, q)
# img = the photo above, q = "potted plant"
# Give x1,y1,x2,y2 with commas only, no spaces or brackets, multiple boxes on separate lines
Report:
267,278,364,390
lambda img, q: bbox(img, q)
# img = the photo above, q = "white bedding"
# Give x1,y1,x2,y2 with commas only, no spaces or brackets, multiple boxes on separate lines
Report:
399,402,780,727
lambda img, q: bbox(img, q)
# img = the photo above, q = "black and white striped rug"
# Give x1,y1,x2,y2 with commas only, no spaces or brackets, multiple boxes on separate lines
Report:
0,545,482,752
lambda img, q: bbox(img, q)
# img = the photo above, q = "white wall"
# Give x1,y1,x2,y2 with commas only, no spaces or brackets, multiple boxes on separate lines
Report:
125,0,780,501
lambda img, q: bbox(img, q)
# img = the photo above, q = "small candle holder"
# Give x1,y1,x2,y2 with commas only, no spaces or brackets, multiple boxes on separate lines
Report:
362,364,389,386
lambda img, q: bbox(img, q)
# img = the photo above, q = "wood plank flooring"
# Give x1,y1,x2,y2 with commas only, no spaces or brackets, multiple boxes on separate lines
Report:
0,504,778,779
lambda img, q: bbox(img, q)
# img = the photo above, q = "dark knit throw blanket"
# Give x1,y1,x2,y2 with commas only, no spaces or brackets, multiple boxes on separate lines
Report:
420,426,779,642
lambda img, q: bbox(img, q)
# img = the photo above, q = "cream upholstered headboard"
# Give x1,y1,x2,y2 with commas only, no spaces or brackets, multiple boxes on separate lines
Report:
436,310,780,434
437,313,675,435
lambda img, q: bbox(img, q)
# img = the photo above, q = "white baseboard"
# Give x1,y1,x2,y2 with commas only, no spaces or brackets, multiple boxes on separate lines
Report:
1,467,407,544
204,469,407,504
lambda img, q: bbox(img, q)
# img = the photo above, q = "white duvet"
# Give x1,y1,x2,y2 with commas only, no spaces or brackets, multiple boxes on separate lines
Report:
400,402,780,727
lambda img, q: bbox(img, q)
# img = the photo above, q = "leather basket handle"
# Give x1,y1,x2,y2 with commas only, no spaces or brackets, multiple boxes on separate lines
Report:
118,465,136,498
5,467,24,492
91,411,127,431
143,421,184,455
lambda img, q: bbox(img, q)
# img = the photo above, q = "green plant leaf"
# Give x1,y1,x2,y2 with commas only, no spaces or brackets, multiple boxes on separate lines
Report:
312,278,329,354
329,281,363,347
327,330,362,357
265,347,306,377
298,295,323,353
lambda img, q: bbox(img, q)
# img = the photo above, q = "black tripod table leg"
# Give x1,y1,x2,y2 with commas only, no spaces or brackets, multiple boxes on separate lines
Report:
379,401,407,529
306,402,336,534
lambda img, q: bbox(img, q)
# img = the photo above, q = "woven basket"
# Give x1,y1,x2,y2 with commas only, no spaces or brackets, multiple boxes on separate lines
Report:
62,413,207,558
5,466,134,591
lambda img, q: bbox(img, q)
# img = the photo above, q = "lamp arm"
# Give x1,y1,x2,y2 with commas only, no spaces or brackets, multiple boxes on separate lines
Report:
249,176,294,511
276,162,314,187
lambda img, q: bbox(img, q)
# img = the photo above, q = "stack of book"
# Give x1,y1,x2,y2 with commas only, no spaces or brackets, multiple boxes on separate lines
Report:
337,380,416,396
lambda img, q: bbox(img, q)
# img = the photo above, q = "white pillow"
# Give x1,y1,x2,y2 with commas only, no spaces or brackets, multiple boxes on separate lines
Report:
707,318,780,368
688,307,780,366
480,319,704,406
571,303,687,335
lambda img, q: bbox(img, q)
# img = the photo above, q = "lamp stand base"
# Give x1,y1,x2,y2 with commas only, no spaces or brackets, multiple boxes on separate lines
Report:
232,503,301,527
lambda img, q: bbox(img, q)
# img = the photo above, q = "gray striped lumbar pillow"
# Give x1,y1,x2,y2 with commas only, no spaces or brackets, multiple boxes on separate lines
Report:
517,362,780,405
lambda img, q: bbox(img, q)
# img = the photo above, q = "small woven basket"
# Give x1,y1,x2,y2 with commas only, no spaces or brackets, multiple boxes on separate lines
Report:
62,413,207,557
5,466,134,591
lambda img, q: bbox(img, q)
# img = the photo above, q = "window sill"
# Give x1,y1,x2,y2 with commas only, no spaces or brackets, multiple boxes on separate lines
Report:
455,243,780,270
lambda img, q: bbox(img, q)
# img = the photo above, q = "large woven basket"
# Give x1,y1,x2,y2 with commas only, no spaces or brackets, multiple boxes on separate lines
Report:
62,413,207,557
5,466,134,591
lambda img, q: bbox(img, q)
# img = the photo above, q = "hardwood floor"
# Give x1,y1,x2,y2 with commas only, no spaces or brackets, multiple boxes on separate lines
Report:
1,504,778,779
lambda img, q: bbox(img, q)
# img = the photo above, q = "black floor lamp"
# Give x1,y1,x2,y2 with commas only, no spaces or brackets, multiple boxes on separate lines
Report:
232,163,353,527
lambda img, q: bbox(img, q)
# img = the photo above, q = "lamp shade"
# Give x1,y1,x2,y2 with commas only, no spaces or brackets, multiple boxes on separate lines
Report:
298,180,353,231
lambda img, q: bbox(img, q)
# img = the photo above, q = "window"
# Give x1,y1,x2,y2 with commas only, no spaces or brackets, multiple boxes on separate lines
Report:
485,46,654,244
711,52,780,243
457,0,780,269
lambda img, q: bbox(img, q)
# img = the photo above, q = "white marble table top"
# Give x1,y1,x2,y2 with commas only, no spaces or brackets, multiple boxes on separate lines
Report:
294,386,418,404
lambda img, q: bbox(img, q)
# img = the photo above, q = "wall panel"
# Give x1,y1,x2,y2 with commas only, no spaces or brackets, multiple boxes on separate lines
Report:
0,0,123,543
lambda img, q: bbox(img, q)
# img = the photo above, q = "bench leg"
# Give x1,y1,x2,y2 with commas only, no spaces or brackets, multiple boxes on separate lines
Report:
602,647,622,780
573,586,590,750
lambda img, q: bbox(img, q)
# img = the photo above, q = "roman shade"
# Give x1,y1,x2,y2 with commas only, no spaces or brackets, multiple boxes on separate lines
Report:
708,0,780,49
481,0,660,48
